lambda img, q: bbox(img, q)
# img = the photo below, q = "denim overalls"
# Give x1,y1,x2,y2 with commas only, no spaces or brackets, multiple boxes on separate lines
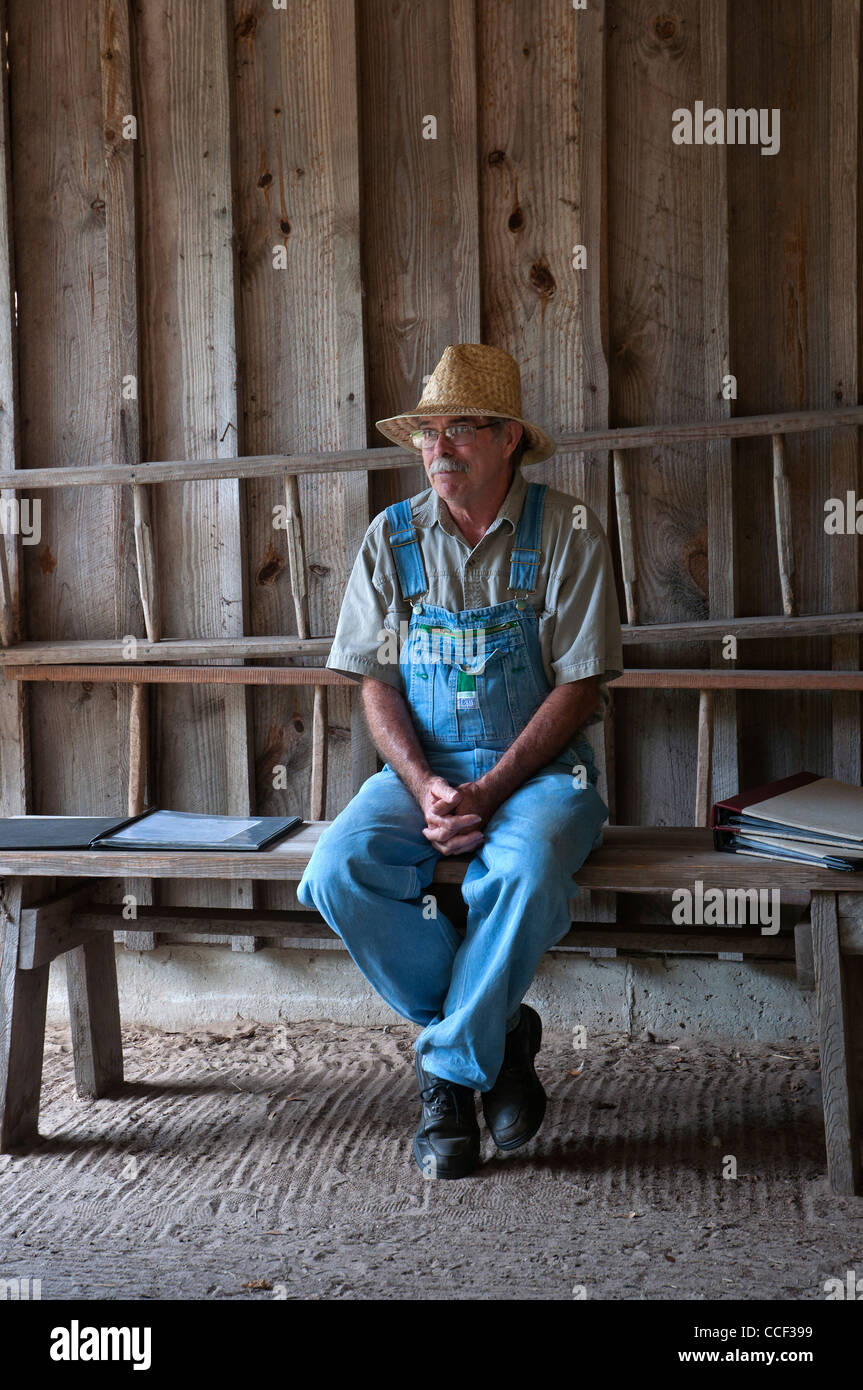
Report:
297,481,610,1090
385,480,599,779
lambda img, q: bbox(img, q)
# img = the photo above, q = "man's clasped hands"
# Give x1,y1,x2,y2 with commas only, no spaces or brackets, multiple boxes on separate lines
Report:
417,775,503,857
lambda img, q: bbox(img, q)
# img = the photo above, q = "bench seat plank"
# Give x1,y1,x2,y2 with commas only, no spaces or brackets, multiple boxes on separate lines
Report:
0,826,852,891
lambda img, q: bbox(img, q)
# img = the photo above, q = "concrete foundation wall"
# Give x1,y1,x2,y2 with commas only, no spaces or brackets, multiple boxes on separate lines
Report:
45,948,817,1044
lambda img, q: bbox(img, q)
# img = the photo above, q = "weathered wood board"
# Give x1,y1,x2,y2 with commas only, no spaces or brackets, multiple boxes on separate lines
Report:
232,0,373,915
729,1,845,790
11,0,124,817
606,1,724,923
135,0,253,909
359,0,480,521
478,0,614,921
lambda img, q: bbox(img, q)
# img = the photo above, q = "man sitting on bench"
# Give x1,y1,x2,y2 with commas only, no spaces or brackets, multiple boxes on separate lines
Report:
298,342,623,1179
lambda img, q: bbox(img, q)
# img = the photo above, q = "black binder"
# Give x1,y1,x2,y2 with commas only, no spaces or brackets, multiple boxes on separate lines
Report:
0,809,304,852
0,813,144,850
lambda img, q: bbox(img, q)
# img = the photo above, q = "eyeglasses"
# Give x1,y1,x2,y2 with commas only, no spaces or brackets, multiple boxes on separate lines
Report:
410,422,496,450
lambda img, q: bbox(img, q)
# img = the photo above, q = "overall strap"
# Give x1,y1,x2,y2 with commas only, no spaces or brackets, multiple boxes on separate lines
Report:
385,498,428,604
508,482,547,601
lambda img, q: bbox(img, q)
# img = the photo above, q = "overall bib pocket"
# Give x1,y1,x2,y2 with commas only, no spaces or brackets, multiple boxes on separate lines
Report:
499,606,549,735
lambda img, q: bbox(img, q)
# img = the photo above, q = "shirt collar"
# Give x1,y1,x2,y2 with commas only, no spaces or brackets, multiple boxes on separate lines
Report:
413,467,528,536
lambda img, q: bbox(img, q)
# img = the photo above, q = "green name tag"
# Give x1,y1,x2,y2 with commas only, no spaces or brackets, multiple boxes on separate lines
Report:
456,667,477,708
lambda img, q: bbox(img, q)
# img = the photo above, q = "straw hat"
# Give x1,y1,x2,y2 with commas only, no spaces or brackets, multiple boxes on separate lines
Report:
375,343,556,465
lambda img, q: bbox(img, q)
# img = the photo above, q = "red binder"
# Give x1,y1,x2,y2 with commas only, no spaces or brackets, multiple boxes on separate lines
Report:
712,772,863,872
710,772,821,829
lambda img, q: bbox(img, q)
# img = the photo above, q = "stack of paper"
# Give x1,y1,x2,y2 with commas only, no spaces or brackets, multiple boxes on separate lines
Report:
711,773,863,872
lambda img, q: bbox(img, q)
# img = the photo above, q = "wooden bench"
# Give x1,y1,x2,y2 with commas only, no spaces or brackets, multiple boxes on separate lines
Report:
1,826,861,1195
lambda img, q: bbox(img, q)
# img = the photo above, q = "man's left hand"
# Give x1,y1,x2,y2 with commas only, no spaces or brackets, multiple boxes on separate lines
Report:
448,780,500,828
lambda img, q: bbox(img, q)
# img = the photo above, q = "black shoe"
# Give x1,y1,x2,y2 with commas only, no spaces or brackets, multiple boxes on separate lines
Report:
413,1053,481,1180
482,1005,547,1151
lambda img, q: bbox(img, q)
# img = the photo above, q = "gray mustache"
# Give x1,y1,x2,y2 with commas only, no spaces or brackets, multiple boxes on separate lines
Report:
429,460,470,475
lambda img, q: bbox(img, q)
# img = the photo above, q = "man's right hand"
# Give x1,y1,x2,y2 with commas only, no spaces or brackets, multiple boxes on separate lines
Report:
418,775,485,857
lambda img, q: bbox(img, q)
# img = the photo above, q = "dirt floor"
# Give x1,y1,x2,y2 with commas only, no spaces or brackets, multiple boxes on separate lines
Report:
1,1019,862,1301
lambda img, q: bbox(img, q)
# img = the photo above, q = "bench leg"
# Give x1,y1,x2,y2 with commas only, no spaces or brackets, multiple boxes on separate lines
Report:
811,891,861,1195
65,936,123,1099
0,877,49,1151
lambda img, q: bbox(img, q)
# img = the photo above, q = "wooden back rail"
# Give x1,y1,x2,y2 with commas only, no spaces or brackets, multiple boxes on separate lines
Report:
1,408,860,644
3,666,862,832
0,402,860,824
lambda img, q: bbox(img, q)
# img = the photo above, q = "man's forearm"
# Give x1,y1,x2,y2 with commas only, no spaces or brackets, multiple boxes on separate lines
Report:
360,672,599,816
480,677,599,808
360,676,433,802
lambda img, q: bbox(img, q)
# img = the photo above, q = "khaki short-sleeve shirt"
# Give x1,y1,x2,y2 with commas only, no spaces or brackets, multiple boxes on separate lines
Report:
326,467,623,727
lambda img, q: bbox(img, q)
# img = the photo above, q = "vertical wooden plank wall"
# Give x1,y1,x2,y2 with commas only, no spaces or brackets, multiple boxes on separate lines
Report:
0,1,49,1146
101,0,154,940
0,0,23,673
359,0,480,522
701,3,739,808
478,0,608,511
0,0,21,663
11,0,124,816
0,0,27,973
730,1,834,786
607,0,719,921
477,0,615,922
829,0,861,786
135,0,253,910
232,0,372,895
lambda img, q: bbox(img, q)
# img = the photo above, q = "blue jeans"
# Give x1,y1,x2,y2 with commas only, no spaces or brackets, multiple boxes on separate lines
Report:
297,743,608,1091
